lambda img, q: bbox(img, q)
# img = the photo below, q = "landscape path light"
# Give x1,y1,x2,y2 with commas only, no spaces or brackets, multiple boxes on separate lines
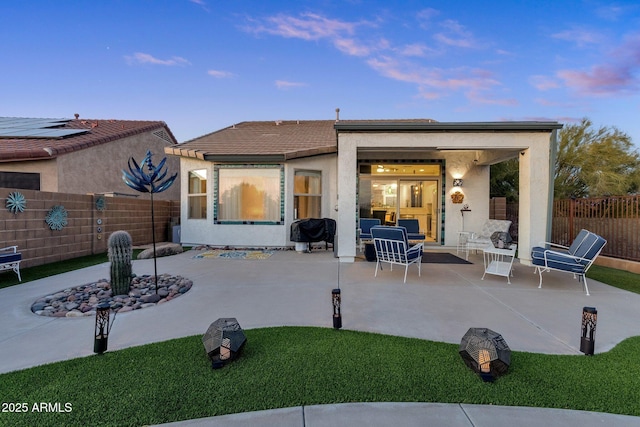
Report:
332,288,342,329
580,307,597,355
94,302,115,354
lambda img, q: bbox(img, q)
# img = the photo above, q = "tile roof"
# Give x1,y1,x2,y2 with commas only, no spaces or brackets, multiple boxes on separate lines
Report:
166,120,339,161
0,118,177,162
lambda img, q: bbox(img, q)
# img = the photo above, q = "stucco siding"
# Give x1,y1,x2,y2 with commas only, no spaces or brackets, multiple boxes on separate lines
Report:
178,155,337,248
57,131,180,200
0,159,59,191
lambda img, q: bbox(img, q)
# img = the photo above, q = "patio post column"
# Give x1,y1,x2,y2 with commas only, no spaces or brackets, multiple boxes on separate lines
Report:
337,133,357,262
518,137,552,265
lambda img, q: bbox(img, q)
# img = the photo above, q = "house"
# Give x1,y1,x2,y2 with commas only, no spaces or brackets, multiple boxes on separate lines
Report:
0,116,180,200
166,116,562,264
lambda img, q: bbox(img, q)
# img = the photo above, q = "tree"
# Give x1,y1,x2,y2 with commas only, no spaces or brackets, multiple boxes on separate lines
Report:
490,118,639,200
554,118,639,198
490,158,519,202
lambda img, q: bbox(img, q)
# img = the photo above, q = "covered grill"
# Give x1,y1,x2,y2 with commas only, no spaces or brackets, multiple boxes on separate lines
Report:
290,218,336,251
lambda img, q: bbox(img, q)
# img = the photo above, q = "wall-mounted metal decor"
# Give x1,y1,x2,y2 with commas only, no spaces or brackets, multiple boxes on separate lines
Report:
6,191,26,214
95,196,106,211
45,205,68,230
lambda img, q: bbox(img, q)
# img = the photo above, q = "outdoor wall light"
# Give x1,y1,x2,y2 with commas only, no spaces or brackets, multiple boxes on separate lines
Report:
94,302,115,354
580,307,597,355
332,288,342,329
453,178,464,187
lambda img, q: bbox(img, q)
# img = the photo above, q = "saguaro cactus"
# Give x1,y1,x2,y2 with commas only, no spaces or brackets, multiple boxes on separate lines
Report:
108,230,133,296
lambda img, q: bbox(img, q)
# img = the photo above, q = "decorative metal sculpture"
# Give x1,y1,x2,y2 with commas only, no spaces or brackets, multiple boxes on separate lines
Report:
45,205,68,230
122,150,177,293
95,196,106,211
6,191,26,214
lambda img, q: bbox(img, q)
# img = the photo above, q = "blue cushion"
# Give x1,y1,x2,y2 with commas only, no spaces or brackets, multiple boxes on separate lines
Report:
567,229,590,255
397,219,420,233
572,233,606,261
371,226,409,246
360,218,381,239
531,246,585,273
0,252,21,263
397,219,425,241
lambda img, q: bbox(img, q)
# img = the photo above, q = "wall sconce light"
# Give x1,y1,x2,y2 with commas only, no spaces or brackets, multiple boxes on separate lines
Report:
453,179,463,187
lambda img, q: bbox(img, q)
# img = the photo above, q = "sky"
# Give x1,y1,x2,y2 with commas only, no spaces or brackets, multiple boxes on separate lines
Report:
2,1,640,146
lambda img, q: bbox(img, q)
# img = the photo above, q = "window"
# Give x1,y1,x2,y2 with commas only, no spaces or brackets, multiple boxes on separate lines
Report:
294,170,321,219
188,169,207,219
216,166,283,223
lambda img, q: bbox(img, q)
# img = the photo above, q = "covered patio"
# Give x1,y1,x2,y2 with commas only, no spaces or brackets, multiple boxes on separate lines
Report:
335,121,564,264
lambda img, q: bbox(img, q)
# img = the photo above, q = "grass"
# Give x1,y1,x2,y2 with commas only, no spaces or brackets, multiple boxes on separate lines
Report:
587,264,640,294
0,250,144,290
1,253,639,425
0,327,639,426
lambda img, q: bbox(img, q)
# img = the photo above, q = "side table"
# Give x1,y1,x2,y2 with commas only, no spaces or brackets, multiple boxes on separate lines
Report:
482,244,517,284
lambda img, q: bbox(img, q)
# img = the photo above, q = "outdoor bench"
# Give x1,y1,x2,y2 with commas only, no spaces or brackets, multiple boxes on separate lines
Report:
0,246,22,282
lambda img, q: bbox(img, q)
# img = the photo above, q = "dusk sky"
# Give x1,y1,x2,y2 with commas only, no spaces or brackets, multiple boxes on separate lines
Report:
2,1,640,146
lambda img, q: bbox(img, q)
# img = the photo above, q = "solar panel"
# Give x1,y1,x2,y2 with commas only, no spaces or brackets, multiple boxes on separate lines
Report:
0,117,88,139
0,117,71,128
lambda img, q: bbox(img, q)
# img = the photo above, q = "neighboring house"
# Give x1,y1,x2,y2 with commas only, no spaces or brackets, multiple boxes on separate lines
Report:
0,116,180,200
166,117,562,264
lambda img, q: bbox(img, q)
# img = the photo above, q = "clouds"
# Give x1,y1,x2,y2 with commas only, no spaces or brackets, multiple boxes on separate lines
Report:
244,9,510,105
275,80,308,89
247,12,363,42
125,52,191,66
208,69,234,79
550,31,640,97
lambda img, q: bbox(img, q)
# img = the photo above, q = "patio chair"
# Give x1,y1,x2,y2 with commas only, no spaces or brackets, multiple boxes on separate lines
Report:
531,229,606,295
358,218,381,251
0,246,22,282
371,226,423,283
460,219,512,260
397,219,425,242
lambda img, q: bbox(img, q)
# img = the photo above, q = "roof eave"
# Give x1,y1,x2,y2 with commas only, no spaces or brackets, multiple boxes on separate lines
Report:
334,121,564,132
204,154,286,163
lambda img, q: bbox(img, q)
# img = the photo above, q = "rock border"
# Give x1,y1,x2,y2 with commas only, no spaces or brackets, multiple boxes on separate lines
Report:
31,273,193,317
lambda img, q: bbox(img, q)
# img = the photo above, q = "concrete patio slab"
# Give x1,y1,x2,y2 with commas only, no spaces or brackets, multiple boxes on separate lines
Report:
2,248,640,426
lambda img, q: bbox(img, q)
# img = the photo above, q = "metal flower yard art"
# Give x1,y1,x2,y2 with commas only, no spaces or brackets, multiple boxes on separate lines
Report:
6,191,26,214
122,150,177,293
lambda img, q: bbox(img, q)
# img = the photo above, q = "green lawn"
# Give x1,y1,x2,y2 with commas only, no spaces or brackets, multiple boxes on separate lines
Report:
1,254,639,426
587,264,640,294
0,327,639,426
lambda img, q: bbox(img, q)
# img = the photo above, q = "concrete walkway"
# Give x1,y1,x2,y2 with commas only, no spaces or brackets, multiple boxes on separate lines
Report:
2,248,640,426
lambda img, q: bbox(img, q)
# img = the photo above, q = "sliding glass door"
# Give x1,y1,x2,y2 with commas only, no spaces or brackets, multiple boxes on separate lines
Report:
359,163,441,244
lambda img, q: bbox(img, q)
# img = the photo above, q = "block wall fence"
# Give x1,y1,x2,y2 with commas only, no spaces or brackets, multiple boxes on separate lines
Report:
0,188,180,268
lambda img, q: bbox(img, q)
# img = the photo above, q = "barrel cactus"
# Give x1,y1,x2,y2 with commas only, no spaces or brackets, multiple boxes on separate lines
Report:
108,230,133,296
